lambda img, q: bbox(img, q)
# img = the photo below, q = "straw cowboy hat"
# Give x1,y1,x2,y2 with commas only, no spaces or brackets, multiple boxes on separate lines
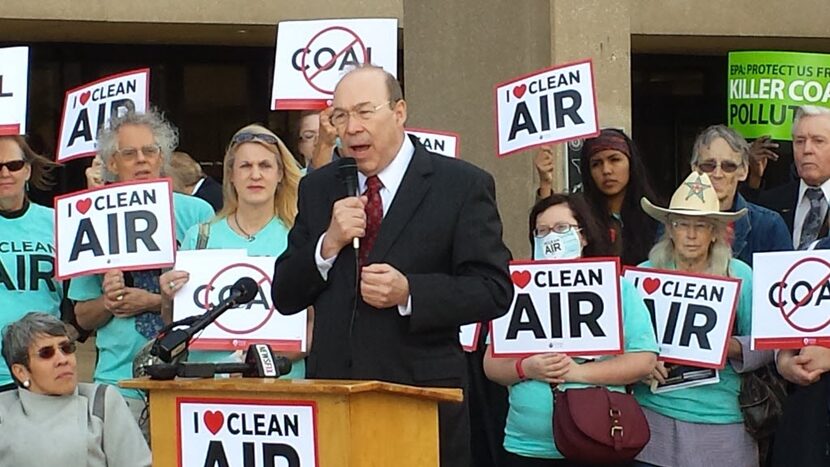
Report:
641,171,747,224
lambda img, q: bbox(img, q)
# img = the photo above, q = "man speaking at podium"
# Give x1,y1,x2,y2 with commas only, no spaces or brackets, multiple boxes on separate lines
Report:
273,64,512,466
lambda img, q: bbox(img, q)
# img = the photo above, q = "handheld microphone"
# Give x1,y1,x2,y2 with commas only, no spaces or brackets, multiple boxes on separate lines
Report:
338,157,360,250
152,277,259,362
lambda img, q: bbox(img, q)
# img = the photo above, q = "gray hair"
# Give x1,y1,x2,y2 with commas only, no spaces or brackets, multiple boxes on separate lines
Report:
97,108,179,182
648,217,733,277
1,313,70,387
690,125,749,168
792,105,830,137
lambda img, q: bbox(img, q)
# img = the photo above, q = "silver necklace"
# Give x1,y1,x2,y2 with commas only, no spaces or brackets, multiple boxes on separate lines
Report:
234,212,259,242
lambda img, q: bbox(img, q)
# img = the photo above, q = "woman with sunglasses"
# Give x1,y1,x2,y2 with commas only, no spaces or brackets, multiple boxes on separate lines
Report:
634,172,768,467
0,312,150,466
160,124,309,377
689,125,790,266
0,136,64,393
483,194,658,466
536,130,661,266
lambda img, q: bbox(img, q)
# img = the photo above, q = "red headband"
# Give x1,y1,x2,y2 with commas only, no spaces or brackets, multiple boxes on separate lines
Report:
583,131,630,159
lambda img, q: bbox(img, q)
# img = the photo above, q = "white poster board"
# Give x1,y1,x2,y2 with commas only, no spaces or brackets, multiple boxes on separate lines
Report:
271,18,398,110
178,398,318,467
460,323,481,352
0,46,29,135
56,69,150,162
494,59,599,157
490,258,622,357
406,128,460,158
173,250,308,352
752,250,830,349
54,179,176,279
623,267,741,369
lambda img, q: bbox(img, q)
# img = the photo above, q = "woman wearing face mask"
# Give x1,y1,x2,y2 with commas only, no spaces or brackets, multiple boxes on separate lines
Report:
159,124,310,378
0,312,150,466
633,172,767,467
483,194,658,466
535,130,660,266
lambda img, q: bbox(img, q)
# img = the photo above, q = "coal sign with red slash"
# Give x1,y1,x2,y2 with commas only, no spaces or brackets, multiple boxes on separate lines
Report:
752,250,830,349
270,18,398,110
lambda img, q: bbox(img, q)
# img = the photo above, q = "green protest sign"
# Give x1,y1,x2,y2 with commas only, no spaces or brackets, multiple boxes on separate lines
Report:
728,51,830,140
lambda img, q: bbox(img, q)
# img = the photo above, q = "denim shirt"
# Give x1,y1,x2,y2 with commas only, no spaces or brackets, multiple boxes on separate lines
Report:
730,194,792,266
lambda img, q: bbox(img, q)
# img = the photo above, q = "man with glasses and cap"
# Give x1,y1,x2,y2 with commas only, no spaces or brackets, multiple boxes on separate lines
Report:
68,109,213,432
690,125,791,266
272,64,513,467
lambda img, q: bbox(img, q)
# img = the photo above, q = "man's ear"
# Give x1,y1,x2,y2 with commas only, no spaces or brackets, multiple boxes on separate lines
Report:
394,99,408,127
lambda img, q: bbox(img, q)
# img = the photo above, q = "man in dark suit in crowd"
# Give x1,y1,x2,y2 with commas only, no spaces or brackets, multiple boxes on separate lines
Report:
272,64,513,466
747,105,830,247
169,151,224,212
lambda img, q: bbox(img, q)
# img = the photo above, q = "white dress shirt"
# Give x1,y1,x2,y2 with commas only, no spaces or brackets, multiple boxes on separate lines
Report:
792,178,830,248
314,136,416,315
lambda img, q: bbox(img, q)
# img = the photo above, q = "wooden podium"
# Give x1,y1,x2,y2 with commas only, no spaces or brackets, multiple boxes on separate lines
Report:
121,378,462,467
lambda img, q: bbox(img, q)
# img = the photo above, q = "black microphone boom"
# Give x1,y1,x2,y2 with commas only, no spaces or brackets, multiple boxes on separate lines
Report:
152,277,259,362
338,157,361,250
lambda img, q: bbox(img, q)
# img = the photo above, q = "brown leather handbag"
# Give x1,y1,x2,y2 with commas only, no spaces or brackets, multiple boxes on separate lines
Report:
553,386,650,465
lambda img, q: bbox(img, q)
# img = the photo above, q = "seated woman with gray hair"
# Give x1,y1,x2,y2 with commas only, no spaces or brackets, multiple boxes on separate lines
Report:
633,172,771,467
0,312,150,466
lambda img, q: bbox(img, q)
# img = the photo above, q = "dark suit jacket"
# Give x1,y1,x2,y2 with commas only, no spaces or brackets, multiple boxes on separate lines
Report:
749,180,829,239
273,138,512,466
273,138,513,385
193,176,223,213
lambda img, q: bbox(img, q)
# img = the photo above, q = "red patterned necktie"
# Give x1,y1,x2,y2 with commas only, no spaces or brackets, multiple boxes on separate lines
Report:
360,175,384,264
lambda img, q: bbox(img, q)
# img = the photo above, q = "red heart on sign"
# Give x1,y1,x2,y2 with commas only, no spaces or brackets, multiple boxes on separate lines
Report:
511,270,531,289
643,277,661,295
79,91,91,105
512,84,527,99
75,198,92,215
203,410,224,435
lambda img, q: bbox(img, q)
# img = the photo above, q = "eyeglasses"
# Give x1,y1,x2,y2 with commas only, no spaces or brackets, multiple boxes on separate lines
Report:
35,341,77,360
116,144,162,160
0,160,26,172
670,219,714,232
298,130,318,142
233,132,280,145
696,160,742,174
534,223,581,237
330,100,395,128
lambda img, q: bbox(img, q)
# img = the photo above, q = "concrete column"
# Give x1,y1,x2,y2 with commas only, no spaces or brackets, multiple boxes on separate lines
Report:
548,0,632,191
404,0,552,258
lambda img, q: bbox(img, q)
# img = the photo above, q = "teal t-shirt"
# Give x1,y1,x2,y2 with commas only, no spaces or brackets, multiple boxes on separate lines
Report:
171,192,214,243
503,278,659,459
180,217,305,379
633,258,753,424
68,194,213,399
0,202,63,385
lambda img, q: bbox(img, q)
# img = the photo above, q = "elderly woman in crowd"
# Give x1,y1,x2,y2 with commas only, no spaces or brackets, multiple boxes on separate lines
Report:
159,124,310,378
69,109,214,427
484,193,658,466
535,129,661,265
0,136,63,393
0,312,150,466
634,172,769,467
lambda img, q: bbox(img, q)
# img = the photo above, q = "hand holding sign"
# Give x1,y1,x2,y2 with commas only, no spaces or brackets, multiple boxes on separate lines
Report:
534,145,556,182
